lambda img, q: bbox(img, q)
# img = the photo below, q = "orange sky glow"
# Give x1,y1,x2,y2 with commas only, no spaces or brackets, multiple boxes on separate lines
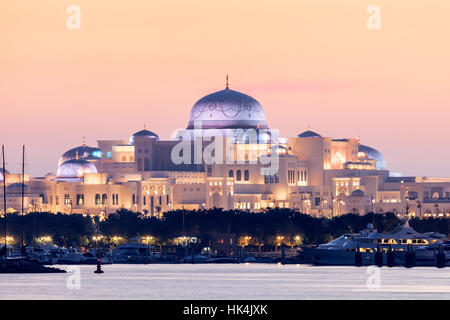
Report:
1,0,450,176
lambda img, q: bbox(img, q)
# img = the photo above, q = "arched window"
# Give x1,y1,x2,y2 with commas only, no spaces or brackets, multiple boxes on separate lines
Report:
95,194,101,205
229,170,233,178
102,194,107,205
236,170,241,181
137,158,143,171
244,170,249,181
144,158,150,171
150,196,155,215
407,191,418,200
116,194,119,205
132,194,136,205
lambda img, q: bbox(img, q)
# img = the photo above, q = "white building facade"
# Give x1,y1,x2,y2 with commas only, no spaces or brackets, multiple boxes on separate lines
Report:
2,84,450,219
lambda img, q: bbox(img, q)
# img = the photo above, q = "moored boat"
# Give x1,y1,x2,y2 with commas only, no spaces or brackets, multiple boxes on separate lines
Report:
414,241,450,266
302,221,446,266
111,243,155,263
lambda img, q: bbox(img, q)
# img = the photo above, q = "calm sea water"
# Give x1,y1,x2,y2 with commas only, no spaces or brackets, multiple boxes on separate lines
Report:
0,264,449,300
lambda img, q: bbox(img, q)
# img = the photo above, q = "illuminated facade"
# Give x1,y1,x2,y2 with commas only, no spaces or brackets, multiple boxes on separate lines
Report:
2,83,450,218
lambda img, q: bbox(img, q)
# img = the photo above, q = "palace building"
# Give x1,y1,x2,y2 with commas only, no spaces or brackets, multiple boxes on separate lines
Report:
2,81,450,218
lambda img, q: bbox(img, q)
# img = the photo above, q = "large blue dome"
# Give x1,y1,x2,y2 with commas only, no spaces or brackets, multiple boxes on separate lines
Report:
187,87,268,130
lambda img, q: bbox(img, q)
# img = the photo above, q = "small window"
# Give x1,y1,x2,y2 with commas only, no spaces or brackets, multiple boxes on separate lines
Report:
229,170,233,178
244,170,249,181
315,197,320,206
236,170,241,181
76,194,84,206
95,194,101,205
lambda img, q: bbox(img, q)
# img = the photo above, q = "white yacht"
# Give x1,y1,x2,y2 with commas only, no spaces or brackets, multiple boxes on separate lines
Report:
54,248,111,264
302,221,446,266
111,243,155,263
25,245,58,265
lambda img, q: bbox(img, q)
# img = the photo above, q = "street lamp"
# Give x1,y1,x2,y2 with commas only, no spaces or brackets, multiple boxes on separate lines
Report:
92,235,103,254
276,236,284,251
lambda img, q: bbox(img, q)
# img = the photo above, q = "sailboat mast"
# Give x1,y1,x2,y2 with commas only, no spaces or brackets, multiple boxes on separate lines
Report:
2,145,7,252
21,145,25,252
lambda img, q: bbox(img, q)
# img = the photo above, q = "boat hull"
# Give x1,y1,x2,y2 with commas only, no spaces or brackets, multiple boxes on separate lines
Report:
302,247,404,266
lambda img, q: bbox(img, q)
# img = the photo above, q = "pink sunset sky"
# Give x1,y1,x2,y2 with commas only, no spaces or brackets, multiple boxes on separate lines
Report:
1,0,450,177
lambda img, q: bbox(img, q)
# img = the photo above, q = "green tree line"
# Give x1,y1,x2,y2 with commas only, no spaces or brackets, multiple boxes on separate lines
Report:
0,208,448,247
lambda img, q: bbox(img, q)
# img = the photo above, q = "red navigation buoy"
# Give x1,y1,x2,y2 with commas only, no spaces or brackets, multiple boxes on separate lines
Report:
94,258,104,274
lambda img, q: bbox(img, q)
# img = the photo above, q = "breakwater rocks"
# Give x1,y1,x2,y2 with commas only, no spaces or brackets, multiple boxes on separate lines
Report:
0,259,66,274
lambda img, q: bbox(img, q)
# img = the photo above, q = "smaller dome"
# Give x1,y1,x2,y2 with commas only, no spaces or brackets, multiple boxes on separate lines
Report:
0,169,9,181
129,129,159,145
57,159,98,178
59,145,103,166
351,189,365,197
358,144,386,170
298,130,322,138
7,183,31,194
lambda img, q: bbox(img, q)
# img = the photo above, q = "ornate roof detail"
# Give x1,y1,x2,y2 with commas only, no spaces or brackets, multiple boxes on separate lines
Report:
187,88,268,130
